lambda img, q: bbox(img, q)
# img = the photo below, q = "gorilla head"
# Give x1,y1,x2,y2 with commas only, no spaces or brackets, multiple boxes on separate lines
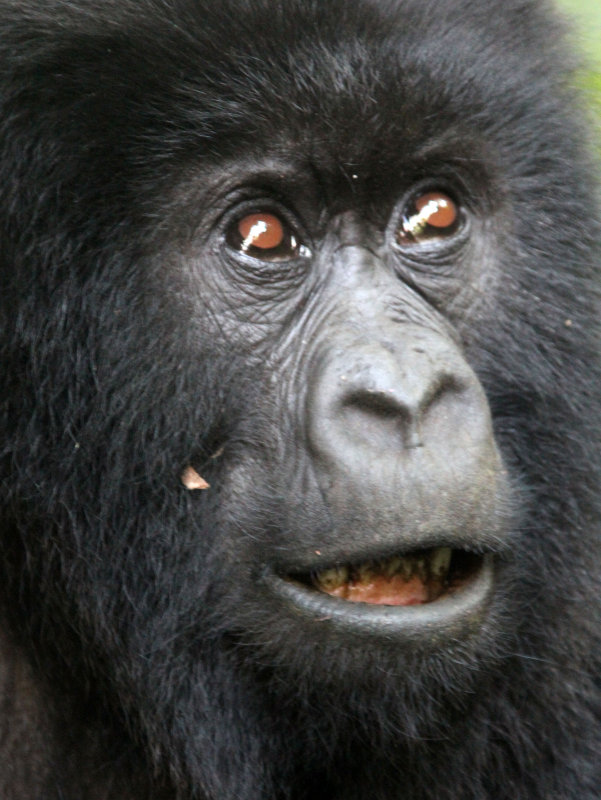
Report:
0,0,600,798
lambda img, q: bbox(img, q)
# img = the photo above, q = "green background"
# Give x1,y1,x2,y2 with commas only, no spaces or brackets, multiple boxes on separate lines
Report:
557,0,601,68
558,0,601,60
556,0,601,102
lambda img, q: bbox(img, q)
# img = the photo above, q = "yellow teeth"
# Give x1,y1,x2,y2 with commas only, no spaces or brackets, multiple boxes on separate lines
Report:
316,565,349,591
430,547,452,578
313,547,453,590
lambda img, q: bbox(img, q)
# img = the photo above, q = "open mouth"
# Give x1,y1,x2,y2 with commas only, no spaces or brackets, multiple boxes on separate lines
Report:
263,546,494,641
300,547,482,606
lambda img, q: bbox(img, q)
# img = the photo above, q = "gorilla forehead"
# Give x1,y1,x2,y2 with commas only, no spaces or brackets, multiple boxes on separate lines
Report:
13,0,567,172
164,0,565,160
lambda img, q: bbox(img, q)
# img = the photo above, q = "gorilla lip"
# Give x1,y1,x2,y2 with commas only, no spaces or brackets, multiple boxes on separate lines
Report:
266,549,494,636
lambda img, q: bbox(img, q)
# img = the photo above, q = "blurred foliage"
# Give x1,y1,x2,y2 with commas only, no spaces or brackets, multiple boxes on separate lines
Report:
556,0,601,66
555,0,601,146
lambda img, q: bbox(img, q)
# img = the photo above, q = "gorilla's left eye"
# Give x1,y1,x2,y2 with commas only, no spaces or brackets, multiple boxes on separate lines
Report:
227,211,308,262
397,191,461,245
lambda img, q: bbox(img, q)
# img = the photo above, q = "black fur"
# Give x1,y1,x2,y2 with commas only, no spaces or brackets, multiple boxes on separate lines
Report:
0,1,600,798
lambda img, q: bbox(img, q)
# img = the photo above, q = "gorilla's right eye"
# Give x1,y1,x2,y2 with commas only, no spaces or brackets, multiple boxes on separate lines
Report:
397,190,462,246
227,211,307,262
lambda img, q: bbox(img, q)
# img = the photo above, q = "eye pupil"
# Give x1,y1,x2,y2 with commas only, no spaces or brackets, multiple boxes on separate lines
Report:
238,213,285,251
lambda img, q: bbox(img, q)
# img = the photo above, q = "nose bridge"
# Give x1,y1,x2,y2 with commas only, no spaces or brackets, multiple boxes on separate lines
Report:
326,240,448,345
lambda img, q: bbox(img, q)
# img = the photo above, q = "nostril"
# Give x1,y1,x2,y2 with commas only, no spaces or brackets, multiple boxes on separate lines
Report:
341,388,410,420
419,373,465,417
338,386,420,451
335,372,466,452
340,373,462,419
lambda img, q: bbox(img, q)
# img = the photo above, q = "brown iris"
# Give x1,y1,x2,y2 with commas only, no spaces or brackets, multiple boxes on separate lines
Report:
229,211,302,261
238,213,285,250
398,190,461,245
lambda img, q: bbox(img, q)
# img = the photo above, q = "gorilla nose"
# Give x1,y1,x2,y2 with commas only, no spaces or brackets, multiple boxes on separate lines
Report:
309,333,488,462
333,348,456,451
306,326,504,545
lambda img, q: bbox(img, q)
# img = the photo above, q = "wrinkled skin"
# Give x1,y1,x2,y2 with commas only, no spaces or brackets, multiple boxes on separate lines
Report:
0,1,600,798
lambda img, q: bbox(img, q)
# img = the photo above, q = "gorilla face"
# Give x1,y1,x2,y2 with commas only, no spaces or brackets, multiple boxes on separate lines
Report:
160,143,511,680
1,0,600,798
198,165,509,642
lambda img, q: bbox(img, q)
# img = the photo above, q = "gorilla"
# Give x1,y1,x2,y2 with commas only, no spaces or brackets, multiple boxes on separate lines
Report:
0,0,600,798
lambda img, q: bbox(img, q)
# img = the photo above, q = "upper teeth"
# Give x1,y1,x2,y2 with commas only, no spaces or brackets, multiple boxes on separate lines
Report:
317,565,349,591
313,547,453,590
430,547,452,577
